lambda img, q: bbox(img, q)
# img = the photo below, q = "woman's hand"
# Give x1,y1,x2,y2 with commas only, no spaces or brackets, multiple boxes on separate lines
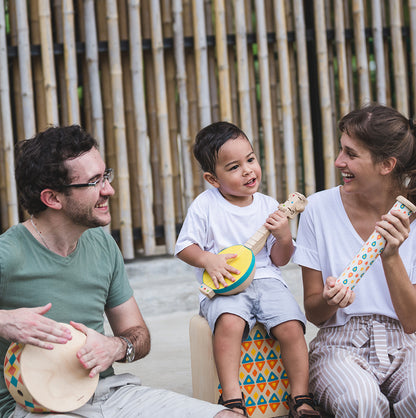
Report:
323,276,355,308
376,210,410,259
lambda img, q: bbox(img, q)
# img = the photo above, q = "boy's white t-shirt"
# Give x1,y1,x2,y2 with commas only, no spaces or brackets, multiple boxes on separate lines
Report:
293,186,416,327
175,188,287,300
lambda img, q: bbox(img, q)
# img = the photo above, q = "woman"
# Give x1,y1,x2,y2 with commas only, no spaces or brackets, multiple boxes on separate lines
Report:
293,104,416,417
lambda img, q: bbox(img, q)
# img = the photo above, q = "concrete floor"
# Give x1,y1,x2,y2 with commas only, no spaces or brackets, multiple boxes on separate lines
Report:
106,256,318,401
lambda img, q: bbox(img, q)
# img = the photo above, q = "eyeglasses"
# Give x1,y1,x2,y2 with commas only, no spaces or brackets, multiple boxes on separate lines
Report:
63,168,114,189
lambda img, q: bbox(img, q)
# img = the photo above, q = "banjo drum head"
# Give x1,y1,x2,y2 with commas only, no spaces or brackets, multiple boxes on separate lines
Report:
202,245,255,295
4,323,99,413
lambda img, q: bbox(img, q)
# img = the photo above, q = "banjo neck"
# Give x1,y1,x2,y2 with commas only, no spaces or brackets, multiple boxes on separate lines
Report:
244,192,307,256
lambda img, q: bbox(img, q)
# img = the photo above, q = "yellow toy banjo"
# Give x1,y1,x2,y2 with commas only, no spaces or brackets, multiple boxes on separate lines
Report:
200,192,308,298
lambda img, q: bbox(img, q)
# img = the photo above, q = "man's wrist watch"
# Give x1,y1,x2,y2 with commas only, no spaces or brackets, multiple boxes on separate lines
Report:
119,336,135,363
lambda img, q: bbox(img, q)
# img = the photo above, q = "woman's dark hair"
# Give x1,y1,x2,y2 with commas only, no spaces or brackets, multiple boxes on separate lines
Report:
15,125,98,215
193,121,250,174
339,104,416,204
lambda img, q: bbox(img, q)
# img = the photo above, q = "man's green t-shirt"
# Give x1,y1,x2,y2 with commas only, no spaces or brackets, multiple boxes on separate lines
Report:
0,224,133,417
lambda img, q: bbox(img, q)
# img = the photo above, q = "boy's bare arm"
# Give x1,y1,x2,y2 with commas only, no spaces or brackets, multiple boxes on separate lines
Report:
266,211,294,267
176,243,208,268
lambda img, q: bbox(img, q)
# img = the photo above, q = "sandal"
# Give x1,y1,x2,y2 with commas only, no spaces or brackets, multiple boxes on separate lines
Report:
288,393,321,417
218,393,248,417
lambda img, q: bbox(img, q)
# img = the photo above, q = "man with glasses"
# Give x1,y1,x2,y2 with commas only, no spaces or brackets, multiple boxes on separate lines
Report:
0,125,239,417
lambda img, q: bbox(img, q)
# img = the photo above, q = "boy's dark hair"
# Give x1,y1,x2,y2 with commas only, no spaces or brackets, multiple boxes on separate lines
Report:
15,125,98,215
193,121,249,174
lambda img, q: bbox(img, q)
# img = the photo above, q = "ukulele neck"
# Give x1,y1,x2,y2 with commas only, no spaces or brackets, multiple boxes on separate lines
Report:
244,226,269,256
243,192,308,257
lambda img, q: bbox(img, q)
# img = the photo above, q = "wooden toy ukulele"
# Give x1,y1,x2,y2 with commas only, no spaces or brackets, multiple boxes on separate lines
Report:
200,192,308,298
336,195,416,290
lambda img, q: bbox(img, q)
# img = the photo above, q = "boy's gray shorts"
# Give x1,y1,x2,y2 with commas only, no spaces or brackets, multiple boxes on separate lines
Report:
200,277,306,338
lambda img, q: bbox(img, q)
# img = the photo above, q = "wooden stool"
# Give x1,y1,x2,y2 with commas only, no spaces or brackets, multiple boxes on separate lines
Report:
189,314,290,417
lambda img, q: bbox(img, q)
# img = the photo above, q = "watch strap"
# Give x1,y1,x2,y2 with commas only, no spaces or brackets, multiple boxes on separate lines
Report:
119,336,134,363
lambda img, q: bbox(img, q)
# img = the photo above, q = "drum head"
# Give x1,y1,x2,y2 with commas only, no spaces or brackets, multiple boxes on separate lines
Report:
203,245,255,294
20,323,99,412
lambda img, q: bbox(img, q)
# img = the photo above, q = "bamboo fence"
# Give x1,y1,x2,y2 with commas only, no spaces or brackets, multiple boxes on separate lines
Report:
0,0,415,258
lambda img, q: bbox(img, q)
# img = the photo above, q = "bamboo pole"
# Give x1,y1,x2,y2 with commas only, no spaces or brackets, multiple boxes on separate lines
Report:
264,0,284,200
0,0,19,227
352,0,371,105
254,0,276,198
150,0,177,254
204,0,219,122
343,2,355,108
95,1,119,233
273,0,297,197
119,0,142,241
192,0,211,128
325,0,337,126
83,0,105,153
162,1,183,224
285,0,301,190
39,0,59,126
213,0,232,121
293,0,315,196
381,2,392,106
52,1,69,125
15,0,36,137
77,0,93,134
225,1,239,123
233,0,253,141
122,52,140,236
29,2,48,131
371,0,387,105
116,0,138,235
183,0,202,196
245,0,259,157
141,1,163,228
334,0,351,117
8,1,24,141
117,0,128,39
62,0,80,124
410,0,416,115
172,0,194,210
314,0,336,188
389,0,408,115
106,0,134,259
128,0,156,256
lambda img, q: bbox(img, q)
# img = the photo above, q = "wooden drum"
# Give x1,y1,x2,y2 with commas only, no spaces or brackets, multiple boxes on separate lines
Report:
4,323,99,413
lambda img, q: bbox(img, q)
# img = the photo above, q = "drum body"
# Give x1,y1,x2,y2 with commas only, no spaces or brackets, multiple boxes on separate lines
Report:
4,323,99,413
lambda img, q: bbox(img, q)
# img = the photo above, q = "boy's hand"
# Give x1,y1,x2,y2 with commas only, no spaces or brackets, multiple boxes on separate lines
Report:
204,252,240,288
265,210,292,242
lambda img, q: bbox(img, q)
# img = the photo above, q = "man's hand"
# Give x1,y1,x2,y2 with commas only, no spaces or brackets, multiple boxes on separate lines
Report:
71,321,121,378
0,303,72,349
